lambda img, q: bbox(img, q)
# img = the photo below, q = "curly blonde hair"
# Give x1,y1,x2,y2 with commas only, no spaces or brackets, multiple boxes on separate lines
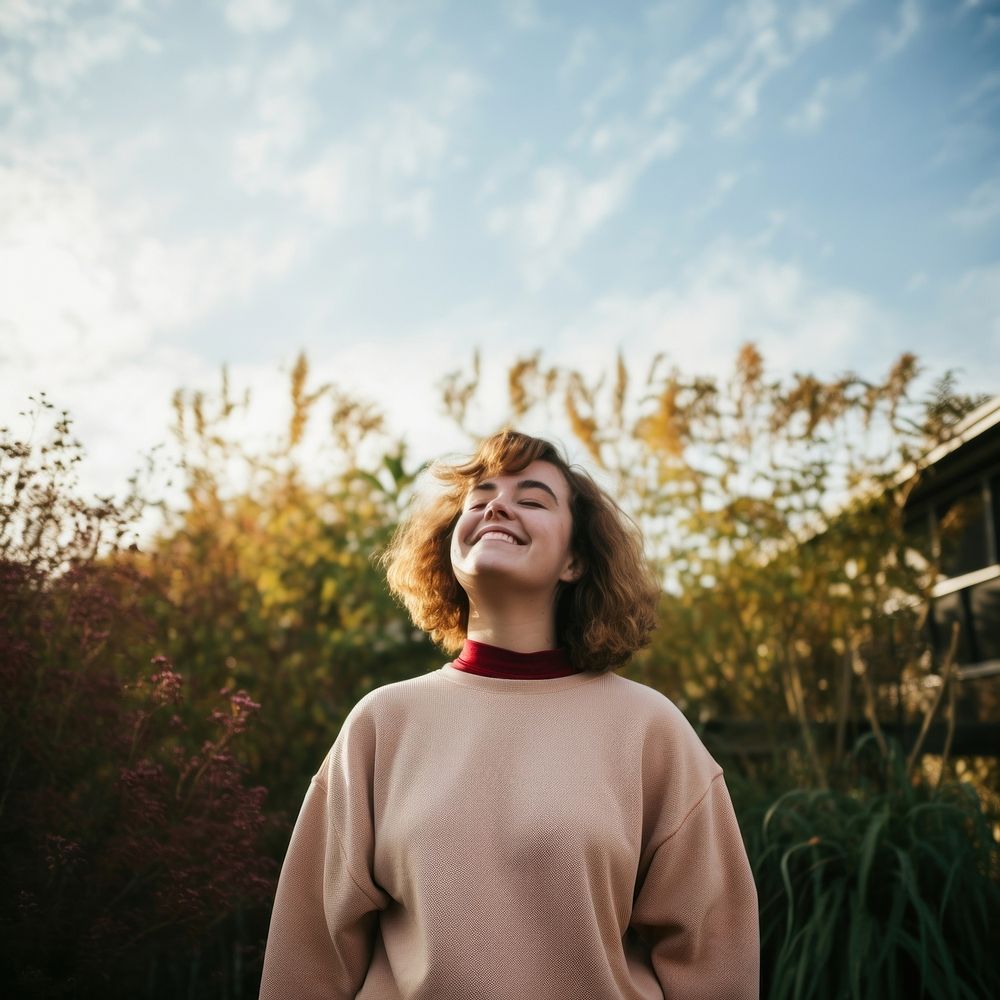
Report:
380,429,659,673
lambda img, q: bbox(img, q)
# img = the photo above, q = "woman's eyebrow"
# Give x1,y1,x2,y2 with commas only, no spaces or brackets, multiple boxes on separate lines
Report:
469,479,559,505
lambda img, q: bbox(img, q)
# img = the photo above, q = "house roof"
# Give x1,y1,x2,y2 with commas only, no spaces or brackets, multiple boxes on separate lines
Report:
900,394,1000,509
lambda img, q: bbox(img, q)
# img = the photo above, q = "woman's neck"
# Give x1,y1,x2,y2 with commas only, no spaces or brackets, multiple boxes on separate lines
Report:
465,599,556,653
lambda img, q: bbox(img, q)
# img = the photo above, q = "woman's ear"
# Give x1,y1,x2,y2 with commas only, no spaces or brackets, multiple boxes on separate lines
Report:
561,554,585,583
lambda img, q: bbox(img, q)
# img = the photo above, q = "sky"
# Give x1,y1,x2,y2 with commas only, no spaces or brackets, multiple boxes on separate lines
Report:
2,0,999,508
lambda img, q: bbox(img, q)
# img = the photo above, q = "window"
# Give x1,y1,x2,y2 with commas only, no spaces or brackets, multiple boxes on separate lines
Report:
930,590,975,666
969,576,1000,663
936,487,990,578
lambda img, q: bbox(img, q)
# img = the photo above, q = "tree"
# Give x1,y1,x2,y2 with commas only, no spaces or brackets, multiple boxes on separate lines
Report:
439,345,988,785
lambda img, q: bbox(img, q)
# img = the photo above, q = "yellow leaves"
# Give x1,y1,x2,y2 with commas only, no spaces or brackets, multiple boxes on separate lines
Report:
735,341,764,390
564,389,602,464
289,353,309,448
289,352,334,449
329,391,385,458
507,354,536,419
320,576,338,608
439,349,481,429
171,388,186,446
613,351,628,431
190,390,205,440
255,567,281,604
886,352,919,404
636,377,687,457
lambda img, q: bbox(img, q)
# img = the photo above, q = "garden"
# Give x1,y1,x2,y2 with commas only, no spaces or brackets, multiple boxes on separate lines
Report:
2,347,997,998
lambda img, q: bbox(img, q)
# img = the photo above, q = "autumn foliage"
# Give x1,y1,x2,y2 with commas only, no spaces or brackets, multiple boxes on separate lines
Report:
0,401,275,997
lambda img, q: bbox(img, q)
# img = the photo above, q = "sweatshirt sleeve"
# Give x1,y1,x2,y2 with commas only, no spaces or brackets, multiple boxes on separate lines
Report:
629,772,760,1000
259,701,390,1000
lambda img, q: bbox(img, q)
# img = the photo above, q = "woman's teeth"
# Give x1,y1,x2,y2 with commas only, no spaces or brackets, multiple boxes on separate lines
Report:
479,531,516,544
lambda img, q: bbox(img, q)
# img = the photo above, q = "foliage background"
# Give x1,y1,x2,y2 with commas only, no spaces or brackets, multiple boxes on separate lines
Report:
2,348,997,998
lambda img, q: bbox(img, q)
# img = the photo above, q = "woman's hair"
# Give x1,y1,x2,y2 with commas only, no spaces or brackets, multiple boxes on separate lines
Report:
380,429,659,673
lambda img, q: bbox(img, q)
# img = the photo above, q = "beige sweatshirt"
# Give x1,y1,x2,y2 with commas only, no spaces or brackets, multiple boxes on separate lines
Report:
259,664,759,999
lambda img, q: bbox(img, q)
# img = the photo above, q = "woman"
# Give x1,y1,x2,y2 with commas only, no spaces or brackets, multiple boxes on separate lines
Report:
259,429,759,999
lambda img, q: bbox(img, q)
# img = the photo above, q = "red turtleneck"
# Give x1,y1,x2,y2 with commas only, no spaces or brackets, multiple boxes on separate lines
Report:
452,638,579,679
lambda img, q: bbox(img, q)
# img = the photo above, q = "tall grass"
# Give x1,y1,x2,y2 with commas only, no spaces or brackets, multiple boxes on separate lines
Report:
743,743,1000,1000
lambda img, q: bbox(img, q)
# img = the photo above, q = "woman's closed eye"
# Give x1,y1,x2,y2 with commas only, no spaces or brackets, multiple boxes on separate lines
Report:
468,499,545,510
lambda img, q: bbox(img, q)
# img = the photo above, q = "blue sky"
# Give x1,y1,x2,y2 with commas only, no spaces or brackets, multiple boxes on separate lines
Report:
2,0,998,499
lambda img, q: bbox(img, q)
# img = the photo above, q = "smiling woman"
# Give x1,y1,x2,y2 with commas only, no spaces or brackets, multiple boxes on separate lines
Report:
384,430,661,671
258,429,760,1000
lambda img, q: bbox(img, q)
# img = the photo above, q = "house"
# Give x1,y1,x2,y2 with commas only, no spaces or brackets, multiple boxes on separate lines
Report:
902,395,1000,683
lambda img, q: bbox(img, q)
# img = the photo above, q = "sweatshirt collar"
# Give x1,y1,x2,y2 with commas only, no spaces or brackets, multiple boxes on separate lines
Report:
452,639,578,679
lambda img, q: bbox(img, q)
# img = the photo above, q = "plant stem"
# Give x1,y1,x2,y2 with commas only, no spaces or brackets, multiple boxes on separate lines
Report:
906,620,960,777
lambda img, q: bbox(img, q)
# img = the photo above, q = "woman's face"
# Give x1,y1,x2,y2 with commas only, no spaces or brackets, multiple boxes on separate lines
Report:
450,459,581,597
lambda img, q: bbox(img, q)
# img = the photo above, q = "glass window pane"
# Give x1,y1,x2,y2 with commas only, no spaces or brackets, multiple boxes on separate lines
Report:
903,510,934,572
936,487,989,578
969,576,1000,663
931,591,974,666
991,474,1000,564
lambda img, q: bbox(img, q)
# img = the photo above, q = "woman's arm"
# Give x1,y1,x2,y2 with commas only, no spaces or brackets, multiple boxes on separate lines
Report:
259,701,389,1000
629,773,759,1000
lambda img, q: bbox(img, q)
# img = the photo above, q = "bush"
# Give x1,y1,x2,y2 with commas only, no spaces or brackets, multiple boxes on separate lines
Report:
0,400,277,998
737,743,1000,1000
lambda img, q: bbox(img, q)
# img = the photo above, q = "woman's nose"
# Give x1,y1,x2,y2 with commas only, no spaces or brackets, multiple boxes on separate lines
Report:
484,497,511,518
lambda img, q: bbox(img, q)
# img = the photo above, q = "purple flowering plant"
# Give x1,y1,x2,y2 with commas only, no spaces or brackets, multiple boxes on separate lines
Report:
0,397,277,998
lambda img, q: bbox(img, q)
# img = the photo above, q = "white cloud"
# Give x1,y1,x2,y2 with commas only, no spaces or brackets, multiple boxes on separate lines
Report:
508,0,542,30
486,124,682,286
786,71,866,132
548,242,887,382
224,0,292,34
579,65,630,123
0,142,310,511
294,146,351,222
0,0,75,38
560,28,599,81
927,118,995,170
476,141,536,202
230,41,324,193
705,0,858,134
0,156,301,392
231,50,480,234
980,14,1000,40
878,0,922,59
792,2,843,45
690,168,746,219
950,176,1000,229
1,164,146,381
335,0,418,49
952,263,1000,341
916,262,1000,396
645,38,730,117
128,232,300,328
0,0,156,104
0,64,21,105
291,104,451,229
384,188,433,237
713,9,789,134
957,69,1000,109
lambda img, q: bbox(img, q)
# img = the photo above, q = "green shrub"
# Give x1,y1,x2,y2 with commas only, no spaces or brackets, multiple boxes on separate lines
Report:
741,747,1000,1000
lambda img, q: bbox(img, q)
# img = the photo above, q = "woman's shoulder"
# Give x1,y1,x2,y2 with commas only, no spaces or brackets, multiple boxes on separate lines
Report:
606,672,722,781
605,671,700,733
328,665,449,740
312,668,449,783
